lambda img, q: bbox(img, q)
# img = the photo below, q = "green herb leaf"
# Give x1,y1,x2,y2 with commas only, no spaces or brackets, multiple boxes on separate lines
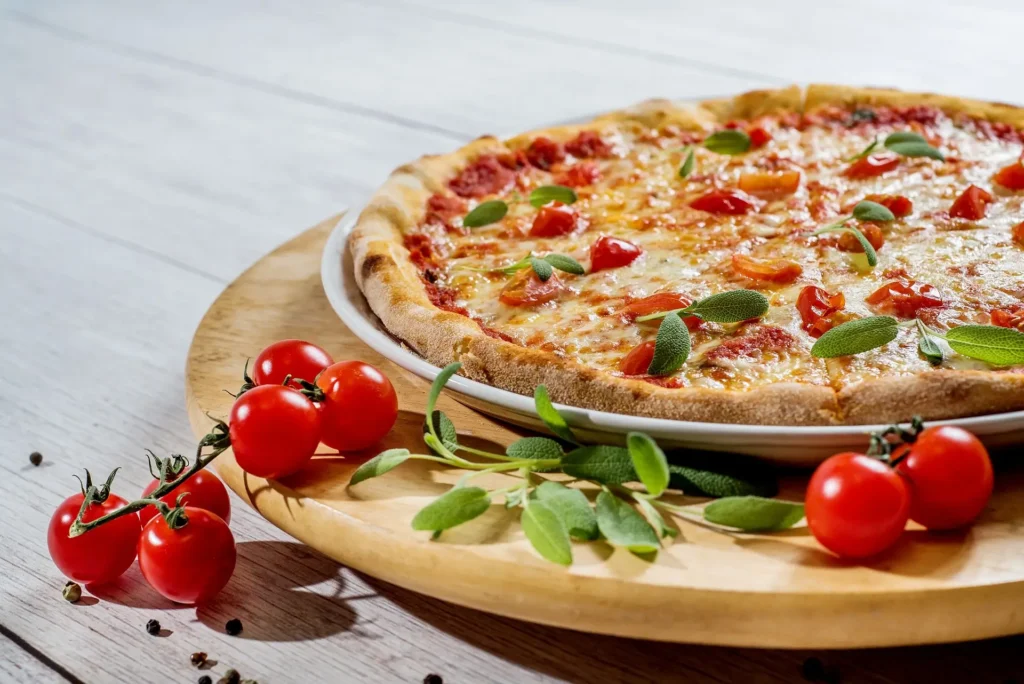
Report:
852,200,896,223
463,200,508,228
495,253,533,275
667,457,778,498
426,363,461,442
626,432,669,497
811,316,899,358
530,256,554,282
595,491,660,553
945,325,1024,366
532,481,598,541
884,131,929,146
411,487,491,532
844,137,878,162
702,496,805,531
916,320,944,366
812,222,878,267
533,385,578,444
886,141,944,161
703,130,751,155
678,146,696,178
634,497,677,539
506,436,563,472
543,253,585,275
684,289,770,323
349,448,410,486
521,500,572,565
529,185,578,208
562,445,635,485
647,312,690,376
423,410,459,453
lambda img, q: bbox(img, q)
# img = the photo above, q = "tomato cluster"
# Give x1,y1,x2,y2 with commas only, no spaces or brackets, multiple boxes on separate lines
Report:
806,425,993,558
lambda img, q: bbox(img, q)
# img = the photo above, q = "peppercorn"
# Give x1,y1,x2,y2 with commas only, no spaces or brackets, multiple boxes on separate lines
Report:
29,451,43,466
191,652,208,668
423,675,443,684
145,619,160,636
225,618,243,636
62,581,81,603
218,669,240,684
198,677,212,684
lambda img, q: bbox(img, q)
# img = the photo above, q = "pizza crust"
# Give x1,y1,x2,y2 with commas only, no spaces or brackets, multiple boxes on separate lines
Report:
349,85,1024,426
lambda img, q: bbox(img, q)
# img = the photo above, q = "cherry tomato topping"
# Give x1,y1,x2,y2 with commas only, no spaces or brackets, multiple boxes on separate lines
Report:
449,155,516,198
48,492,141,584
228,384,322,479
425,194,467,223
865,280,944,317
565,131,612,158
805,453,911,559
797,285,846,337
253,339,334,389
747,126,772,148
949,184,993,220
619,340,656,375
864,193,913,218
1013,222,1024,245
499,268,565,307
690,189,762,215
704,325,794,361
138,508,236,605
895,426,993,530
737,170,801,199
315,360,399,452
991,305,1024,331
529,202,579,237
524,137,565,170
731,254,803,284
993,160,1024,190
844,153,900,179
557,162,601,187
590,236,642,272
139,470,231,527
620,293,702,331
837,222,885,252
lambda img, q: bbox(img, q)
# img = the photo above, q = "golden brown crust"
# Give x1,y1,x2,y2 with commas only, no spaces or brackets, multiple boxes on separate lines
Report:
349,85,1024,426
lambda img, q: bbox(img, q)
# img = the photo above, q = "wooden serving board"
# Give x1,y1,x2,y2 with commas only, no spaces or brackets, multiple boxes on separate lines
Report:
185,216,1024,649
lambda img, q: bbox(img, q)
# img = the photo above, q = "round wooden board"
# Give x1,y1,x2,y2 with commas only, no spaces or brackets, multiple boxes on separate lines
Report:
186,216,1024,649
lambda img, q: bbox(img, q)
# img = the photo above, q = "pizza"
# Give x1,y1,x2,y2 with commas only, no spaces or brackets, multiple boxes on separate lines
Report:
349,85,1024,426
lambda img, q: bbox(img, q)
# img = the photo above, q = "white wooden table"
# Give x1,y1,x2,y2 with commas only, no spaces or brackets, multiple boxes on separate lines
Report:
3,2,1024,682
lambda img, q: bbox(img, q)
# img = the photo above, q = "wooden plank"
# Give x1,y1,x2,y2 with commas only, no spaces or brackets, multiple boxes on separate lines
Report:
0,632,70,684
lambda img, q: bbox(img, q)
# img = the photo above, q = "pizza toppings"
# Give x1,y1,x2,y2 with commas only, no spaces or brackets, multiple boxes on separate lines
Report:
738,171,801,199
844,153,900,179
991,306,1024,331
837,222,885,253
949,184,994,220
864,194,913,218
530,202,581,237
690,189,762,215
590,236,642,273
499,269,565,307
731,254,803,284
1013,221,1024,244
797,286,846,337
565,131,612,159
705,326,795,361
449,155,517,198
426,194,468,224
993,159,1024,190
619,340,656,375
703,130,751,155
525,137,565,170
866,280,944,317
557,162,601,187
747,126,772,149
621,293,702,331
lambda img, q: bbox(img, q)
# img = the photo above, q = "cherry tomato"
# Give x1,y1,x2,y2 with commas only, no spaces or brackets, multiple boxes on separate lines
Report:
806,453,911,558
557,162,600,187
499,269,565,306
590,236,642,272
48,492,141,584
619,340,655,375
993,160,1024,190
316,360,399,452
992,305,1024,331
949,184,993,220
844,153,900,179
864,193,913,218
895,427,993,530
797,285,845,337
621,293,702,331
1013,221,1024,245
747,126,772,148
139,470,231,527
253,339,334,389
229,384,322,478
530,202,579,237
737,171,800,198
690,189,761,215
731,254,803,284
524,137,565,170
565,131,611,159
138,508,236,605
865,279,944,317
837,222,885,252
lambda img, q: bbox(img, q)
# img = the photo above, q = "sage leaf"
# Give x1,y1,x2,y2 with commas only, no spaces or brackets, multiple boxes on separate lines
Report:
683,289,769,323
702,496,805,531
543,253,585,275
463,200,508,228
529,184,577,207
946,325,1024,366
562,445,635,485
530,256,554,282
506,436,563,472
626,432,669,497
703,130,751,155
532,481,599,541
424,410,458,453
595,491,660,553
916,320,943,366
884,131,929,146
411,487,491,532
678,146,695,178
852,200,896,223
497,253,533,275
533,385,578,444
811,316,899,358
635,497,677,539
813,223,878,267
426,362,461,438
668,457,778,498
844,138,878,162
349,448,410,486
886,141,944,161
521,500,572,565
647,312,690,376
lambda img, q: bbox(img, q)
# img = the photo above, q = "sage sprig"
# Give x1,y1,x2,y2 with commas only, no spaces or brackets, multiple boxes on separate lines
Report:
703,130,751,155
678,146,696,178
461,184,578,228
812,200,896,268
846,132,944,163
465,252,585,280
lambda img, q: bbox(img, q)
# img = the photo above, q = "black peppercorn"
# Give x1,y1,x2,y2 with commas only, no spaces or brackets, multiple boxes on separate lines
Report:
225,618,243,636
29,451,43,466
423,675,443,684
62,581,82,603
198,677,212,684
191,652,208,668
145,619,160,636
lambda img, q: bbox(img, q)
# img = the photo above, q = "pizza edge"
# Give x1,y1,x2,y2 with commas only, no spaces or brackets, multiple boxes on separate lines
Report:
348,85,1024,426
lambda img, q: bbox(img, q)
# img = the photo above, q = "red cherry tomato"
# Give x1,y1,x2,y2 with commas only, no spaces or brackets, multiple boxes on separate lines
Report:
139,470,231,527
991,305,1024,331
557,162,600,187
690,189,761,215
895,427,993,530
865,279,944,317
797,285,845,337
864,193,913,218
620,293,702,331
737,171,800,198
1013,221,1024,245
524,137,565,170
229,384,322,478
806,453,911,558
993,160,1024,190
253,339,334,389
949,184,993,220
844,153,900,179
837,222,885,252
48,492,141,584
731,254,803,284
138,508,236,605
499,269,565,307
747,126,772,148
619,340,656,375
590,236,642,272
316,360,399,452
529,202,579,237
